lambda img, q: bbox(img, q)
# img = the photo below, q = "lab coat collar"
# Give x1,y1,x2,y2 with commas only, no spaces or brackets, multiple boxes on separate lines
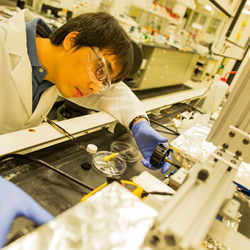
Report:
5,11,32,116
5,11,27,56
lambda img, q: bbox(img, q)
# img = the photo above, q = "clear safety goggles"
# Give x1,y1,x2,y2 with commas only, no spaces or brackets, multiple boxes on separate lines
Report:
87,47,112,92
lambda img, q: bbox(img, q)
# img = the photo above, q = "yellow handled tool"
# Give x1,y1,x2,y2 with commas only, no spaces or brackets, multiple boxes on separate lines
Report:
81,180,145,202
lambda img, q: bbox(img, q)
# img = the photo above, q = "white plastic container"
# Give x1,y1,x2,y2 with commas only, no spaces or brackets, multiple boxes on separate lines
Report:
202,74,228,114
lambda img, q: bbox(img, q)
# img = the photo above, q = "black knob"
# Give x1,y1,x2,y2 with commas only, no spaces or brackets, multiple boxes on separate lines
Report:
81,162,92,170
197,169,209,182
150,144,169,169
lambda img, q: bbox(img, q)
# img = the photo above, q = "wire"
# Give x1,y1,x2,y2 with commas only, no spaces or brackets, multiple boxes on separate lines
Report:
141,190,173,198
155,128,177,136
184,103,205,114
164,169,177,179
147,191,173,196
150,119,180,136
0,154,94,191
164,158,181,169
42,116,84,150
47,118,75,141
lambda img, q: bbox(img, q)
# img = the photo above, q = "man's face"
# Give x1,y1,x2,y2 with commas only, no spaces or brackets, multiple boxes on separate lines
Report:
53,33,122,98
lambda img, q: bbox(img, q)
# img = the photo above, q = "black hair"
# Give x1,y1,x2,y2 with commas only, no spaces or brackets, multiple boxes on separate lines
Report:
49,12,133,83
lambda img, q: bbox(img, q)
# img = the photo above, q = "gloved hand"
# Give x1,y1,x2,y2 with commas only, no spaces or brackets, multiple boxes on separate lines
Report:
0,177,53,247
131,120,172,174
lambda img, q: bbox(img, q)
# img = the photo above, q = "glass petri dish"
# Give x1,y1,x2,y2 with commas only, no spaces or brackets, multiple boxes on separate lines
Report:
92,151,127,177
110,141,140,165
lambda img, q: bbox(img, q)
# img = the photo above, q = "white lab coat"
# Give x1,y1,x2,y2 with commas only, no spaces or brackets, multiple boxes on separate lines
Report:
0,10,146,134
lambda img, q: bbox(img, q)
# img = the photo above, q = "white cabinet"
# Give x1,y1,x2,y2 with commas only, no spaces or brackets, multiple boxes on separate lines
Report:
213,0,242,16
227,5,250,48
212,39,245,59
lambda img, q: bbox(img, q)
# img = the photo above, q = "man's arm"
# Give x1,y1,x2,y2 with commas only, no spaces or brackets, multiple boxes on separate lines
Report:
68,81,147,128
68,82,172,173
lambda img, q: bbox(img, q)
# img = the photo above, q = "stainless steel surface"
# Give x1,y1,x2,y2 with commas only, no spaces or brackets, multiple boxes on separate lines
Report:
4,182,157,250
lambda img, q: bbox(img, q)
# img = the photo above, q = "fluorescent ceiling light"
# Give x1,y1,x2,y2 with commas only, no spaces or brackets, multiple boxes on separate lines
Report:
204,4,212,11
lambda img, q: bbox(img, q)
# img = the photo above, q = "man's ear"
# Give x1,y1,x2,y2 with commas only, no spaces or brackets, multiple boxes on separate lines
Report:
62,31,79,51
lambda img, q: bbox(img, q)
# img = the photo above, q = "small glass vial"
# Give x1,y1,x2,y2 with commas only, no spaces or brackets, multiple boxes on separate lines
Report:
86,144,98,162
81,144,98,170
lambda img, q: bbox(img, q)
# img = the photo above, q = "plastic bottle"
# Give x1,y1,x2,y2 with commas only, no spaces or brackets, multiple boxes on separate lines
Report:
201,74,228,114
86,144,97,161
81,144,98,170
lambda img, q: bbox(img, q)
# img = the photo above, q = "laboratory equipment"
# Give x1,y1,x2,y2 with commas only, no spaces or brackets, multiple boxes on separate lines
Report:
143,57,250,250
3,57,250,249
92,151,127,178
132,45,199,90
149,143,180,169
86,143,97,160
110,141,140,166
81,179,146,202
0,1,249,249
2,182,158,250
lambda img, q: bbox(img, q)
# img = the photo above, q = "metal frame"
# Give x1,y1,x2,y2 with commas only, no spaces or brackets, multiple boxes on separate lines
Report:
143,149,240,249
143,53,250,250
207,58,250,163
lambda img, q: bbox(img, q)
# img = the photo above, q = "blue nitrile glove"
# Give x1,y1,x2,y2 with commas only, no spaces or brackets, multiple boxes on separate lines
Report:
0,177,54,248
131,120,172,174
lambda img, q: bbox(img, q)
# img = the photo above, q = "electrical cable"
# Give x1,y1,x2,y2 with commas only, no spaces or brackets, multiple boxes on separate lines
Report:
184,78,214,113
146,191,173,196
0,154,94,191
155,128,177,136
164,169,178,179
150,119,180,136
184,103,205,114
141,190,173,198
164,158,181,169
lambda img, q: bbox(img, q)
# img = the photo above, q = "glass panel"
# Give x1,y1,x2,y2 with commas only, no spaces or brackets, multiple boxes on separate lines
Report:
207,18,221,35
199,15,207,25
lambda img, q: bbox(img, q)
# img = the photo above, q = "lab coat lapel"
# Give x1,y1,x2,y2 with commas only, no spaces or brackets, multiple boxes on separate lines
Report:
26,85,58,125
11,55,33,116
5,11,32,116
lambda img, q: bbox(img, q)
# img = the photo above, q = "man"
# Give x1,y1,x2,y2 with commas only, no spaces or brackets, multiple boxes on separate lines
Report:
0,10,171,246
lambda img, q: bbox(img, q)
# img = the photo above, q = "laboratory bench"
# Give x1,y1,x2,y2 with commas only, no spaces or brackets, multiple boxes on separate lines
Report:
1,100,250,248
1,102,190,247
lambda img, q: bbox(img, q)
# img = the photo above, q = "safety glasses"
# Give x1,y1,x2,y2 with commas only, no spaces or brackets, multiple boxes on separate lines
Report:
87,47,112,92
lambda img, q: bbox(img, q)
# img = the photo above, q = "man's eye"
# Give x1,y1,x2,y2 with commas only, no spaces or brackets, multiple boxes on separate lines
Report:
95,60,104,70
96,67,105,79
